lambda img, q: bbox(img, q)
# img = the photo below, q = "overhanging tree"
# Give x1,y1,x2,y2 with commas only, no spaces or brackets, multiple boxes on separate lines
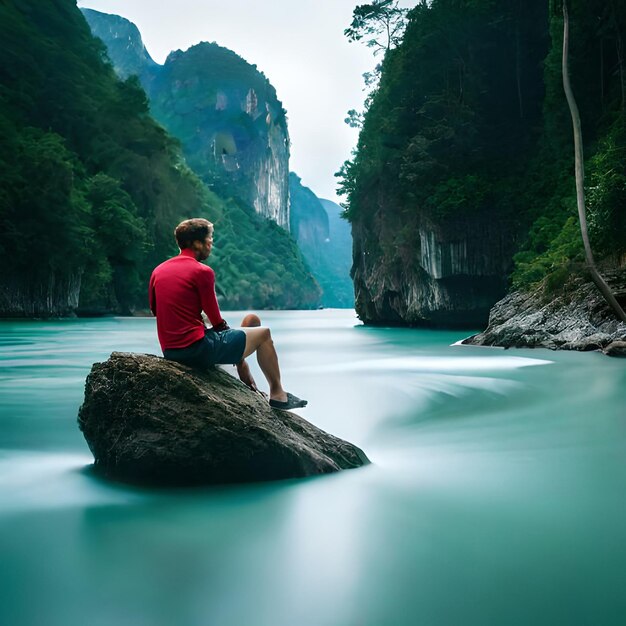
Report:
561,0,626,322
344,0,410,54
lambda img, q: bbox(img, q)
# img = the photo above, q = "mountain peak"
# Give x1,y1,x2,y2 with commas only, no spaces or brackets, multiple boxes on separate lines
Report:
81,8,157,79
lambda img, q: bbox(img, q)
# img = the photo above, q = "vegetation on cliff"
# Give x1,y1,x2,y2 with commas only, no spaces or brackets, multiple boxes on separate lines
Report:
339,0,626,323
0,0,207,315
0,1,319,316
82,8,319,310
511,0,626,291
144,41,290,223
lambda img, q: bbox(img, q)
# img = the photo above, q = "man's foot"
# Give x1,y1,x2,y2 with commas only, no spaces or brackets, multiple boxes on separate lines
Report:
269,392,308,411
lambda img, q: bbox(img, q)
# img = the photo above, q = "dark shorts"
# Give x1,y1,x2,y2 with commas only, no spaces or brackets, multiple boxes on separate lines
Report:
163,328,246,369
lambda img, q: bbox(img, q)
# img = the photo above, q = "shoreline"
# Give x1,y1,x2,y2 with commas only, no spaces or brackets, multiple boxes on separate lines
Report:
461,271,626,357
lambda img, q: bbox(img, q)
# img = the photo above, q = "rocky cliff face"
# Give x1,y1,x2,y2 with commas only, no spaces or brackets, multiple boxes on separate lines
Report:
352,204,512,327
82,10,290,229
289,173,329,258
289,175,355,308
81,8,156,80
149,43,290,227
0,272,82,318
463,269,626,354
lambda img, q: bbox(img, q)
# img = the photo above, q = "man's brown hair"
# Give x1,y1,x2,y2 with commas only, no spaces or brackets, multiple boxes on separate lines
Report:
174,218,213,249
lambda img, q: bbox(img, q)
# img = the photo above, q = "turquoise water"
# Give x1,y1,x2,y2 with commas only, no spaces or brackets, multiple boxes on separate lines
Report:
0,310,624,626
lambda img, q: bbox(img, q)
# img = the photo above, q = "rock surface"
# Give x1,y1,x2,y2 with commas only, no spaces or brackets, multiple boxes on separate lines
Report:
78,352,369,485
81,8,157,81
0,271,82,318
351,211,513,328
463,270,626,355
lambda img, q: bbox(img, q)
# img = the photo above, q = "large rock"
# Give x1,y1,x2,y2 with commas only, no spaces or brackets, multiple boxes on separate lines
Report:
463,270,626,354
78,352,369,485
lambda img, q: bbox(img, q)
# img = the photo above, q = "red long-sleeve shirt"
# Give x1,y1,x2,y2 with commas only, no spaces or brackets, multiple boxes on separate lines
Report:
148,249,225,350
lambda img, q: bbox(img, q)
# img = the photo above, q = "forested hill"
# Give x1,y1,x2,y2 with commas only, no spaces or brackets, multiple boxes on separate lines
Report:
340,0,626,328
0,0,320,316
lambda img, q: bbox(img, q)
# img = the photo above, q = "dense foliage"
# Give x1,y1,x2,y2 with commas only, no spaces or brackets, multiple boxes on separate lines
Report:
339,0,626,293
207,189,320,309
0,0,211,314
0,0,319,316
511,0,626,289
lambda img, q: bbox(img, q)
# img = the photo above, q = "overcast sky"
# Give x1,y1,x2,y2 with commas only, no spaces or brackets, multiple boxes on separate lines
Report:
77,0,414,204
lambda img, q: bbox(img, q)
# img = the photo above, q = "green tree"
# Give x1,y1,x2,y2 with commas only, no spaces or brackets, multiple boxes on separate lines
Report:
0,128,91,274
344,0,410,55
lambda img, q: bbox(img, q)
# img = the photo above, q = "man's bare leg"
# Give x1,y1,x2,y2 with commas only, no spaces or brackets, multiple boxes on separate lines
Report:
241,330,287,402
237,314,307,408
236,314,262,393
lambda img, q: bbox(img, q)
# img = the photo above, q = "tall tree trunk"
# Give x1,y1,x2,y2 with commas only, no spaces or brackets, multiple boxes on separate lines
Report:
562,0,626,322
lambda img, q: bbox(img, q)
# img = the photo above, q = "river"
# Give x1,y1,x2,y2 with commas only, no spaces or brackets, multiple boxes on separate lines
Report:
0,309,624,626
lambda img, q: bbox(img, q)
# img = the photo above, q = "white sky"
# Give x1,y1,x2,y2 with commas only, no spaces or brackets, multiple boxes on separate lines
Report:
77,0,414,204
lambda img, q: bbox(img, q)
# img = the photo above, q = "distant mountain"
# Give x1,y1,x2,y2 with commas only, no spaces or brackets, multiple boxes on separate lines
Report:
289,173,329,257
290,174,354,308
81,8,321,310
318,198,354,308
81,8,157,80
82,9,289,229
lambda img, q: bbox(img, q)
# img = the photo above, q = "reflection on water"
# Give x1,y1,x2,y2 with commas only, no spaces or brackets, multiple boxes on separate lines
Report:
0,310,625,626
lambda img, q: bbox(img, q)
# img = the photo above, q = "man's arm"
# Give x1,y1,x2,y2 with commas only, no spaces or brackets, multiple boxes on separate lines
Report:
198,266,226,328
148,273,157,316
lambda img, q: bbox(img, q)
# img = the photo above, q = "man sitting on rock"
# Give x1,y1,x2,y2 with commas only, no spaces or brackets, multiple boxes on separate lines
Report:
149,218,307,410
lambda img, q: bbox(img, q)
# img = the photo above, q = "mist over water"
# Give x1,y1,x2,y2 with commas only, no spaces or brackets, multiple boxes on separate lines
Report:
1,310,625,626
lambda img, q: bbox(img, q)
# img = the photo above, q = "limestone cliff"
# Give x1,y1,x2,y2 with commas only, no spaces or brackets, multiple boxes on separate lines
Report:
0,272,82,318
81,8,156,80
82,10,290,228
351,197,512,327
290,175,355,308
149,43,290,227
339,2,551,328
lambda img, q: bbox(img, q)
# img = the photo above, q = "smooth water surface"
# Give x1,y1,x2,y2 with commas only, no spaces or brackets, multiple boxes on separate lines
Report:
0,310,625,625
